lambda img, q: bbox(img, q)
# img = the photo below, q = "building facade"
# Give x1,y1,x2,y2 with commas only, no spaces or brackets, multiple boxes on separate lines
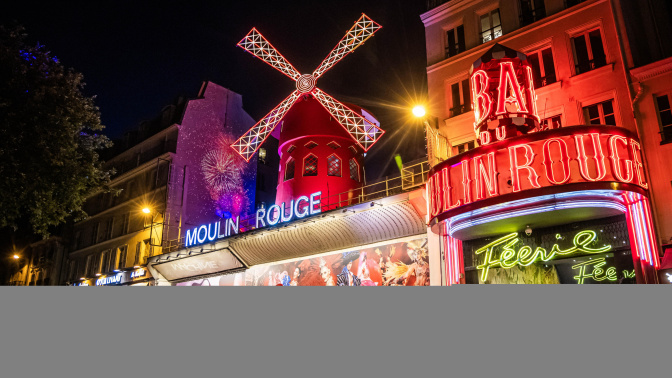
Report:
421,0,672,284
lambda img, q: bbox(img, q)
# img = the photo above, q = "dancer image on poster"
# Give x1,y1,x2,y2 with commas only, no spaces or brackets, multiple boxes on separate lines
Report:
290,267,301,286
357,251,378,286
319,258,336,286
267,270,277,286
383,241,430,286
336,252,361,286
280,270,291,286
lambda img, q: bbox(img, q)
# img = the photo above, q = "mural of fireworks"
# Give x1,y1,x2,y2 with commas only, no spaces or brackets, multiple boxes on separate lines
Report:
201,149,243,194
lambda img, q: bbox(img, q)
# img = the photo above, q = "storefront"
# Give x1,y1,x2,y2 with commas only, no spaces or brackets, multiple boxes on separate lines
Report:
427,44,661,284
72,267,154,286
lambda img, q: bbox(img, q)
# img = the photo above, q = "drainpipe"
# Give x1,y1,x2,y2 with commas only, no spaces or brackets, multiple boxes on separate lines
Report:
610,0,662,282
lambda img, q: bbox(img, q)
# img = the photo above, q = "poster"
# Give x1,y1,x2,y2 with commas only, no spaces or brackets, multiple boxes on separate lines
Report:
176,237,429,286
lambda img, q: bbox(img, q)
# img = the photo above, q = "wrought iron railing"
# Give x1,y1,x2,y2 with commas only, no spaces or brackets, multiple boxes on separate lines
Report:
161,160,430,252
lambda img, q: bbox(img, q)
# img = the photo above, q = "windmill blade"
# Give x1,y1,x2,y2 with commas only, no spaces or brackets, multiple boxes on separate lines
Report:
231,91,302,162
237,28,301,81
312,88,385,151
312,14,382,79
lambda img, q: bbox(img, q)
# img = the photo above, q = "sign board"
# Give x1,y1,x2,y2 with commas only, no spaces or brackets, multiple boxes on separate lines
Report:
152,249,245,282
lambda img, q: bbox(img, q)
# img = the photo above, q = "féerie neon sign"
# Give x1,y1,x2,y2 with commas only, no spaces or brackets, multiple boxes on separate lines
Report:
475,230,612,282
571,258,635,284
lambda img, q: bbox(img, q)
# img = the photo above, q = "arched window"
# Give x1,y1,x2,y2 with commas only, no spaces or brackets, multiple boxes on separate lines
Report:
349,158,360,182
303,154,318,176
327,154,341,177
285,158,295,181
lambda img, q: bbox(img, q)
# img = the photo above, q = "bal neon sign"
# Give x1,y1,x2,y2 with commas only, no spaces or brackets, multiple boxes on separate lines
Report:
255,191,322,228
470,44,539,141
185,216,241,248
475,230,612,282
427,126,648,222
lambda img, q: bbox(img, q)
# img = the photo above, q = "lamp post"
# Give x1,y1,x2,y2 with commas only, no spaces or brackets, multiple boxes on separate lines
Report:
412,105,450,167
141,207,163,258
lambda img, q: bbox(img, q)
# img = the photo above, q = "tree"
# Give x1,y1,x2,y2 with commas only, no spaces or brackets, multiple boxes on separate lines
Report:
0,25,112,237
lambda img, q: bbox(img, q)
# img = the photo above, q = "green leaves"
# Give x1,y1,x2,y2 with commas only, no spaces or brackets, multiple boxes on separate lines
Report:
0,25,113,237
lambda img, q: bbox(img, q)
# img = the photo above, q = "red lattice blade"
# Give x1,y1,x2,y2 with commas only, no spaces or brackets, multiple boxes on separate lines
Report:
312,88,385,151
237,28,301,81
231,91,302,162
312,14,382,79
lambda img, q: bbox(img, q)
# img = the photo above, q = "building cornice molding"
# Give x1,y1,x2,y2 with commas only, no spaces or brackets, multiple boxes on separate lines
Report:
630,57,672,82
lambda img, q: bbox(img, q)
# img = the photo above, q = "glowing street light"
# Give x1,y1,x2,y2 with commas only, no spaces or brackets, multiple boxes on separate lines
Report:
142,207,151,214
412,105,426,118
13,254,19,259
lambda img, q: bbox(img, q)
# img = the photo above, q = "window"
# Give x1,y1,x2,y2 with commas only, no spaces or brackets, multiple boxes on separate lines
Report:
304,154,318,176
349,159,360,182
480,9,502,44
73,231,81,251
104,218,114,240
116,246,127,270
305,141,318,149
655,94,672,142
285,158,295,181
527,47,556,87
572,29,607,75
584,100,616,125
258,148,267,164
449,79,471,118
327,154,342,177
519,0,546,27
91,223,99,245
84,255,93,278
100,250,110,273
540,115,562,130
287,145,296,154
121,213,130,235
455,140,476,155
445,25,466,58
327,141,340,150
348,145,358,155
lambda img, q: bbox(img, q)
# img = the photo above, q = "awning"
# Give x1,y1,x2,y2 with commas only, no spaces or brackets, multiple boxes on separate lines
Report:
148,189,427,283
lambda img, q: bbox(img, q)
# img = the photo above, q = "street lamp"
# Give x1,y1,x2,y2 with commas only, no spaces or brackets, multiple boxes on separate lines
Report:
412,105,449,167
142,207,151,214
13,254,19,260
141,206,163,258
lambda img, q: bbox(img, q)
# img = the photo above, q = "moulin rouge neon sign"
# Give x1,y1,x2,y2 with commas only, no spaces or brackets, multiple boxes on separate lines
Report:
427,127,648,221
475,230,612,282
185,192,322,248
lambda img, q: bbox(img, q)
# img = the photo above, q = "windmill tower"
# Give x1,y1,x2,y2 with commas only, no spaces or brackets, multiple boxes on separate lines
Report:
231,14,385,209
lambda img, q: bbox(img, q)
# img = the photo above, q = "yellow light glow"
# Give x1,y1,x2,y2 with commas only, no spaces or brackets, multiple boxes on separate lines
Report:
142,207,151,214
13,254,19,259
412,105,426,118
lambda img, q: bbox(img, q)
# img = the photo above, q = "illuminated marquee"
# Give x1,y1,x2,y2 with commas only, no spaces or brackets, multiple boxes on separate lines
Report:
475,230,612,282
256,191,322,228
96,274,122,286
427,126,648,222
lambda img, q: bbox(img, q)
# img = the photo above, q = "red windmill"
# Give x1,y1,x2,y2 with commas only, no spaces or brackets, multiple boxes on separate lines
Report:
232,14,385,208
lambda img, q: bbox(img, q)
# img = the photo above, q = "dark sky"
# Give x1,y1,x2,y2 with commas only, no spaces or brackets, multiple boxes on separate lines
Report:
4,0,430,180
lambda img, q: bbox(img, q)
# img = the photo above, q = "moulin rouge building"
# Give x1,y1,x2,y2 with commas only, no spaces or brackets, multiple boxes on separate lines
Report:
139,1,672,286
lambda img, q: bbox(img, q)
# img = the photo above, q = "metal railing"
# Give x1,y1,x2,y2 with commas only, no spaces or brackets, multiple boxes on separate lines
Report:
160,160,430,252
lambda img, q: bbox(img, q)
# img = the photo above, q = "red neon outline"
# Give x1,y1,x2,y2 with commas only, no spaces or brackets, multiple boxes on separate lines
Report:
495,61,529,116
479,131,491,145
495,126,507,141
428,173,441,217
461,159,472,204
473,152,499,200
542,138,571,185
574,133,607,182
442,167,461,210
608,135,634,183
629,139,648,189
524,65,541,122
471,70,492,130
508,144,541,192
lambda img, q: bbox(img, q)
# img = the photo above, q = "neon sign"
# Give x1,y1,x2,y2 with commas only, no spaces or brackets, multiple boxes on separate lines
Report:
475,230,612,282
571,259,636,284
185,216,240,248
469,44,539,141
131,268,146,279
427,126,649,222
96,274,122,286
256,191,322,228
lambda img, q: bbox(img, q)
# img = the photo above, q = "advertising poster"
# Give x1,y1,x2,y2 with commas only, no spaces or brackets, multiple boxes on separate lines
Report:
176,237,429,286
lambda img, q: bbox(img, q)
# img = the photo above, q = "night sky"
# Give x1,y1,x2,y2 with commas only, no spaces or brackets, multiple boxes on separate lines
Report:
4,0,430,180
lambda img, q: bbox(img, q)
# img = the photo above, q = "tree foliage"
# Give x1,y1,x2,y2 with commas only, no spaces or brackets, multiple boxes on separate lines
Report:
0,25,112,237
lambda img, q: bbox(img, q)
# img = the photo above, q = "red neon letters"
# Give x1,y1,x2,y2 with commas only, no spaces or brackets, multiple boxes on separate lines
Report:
496,61,529,116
